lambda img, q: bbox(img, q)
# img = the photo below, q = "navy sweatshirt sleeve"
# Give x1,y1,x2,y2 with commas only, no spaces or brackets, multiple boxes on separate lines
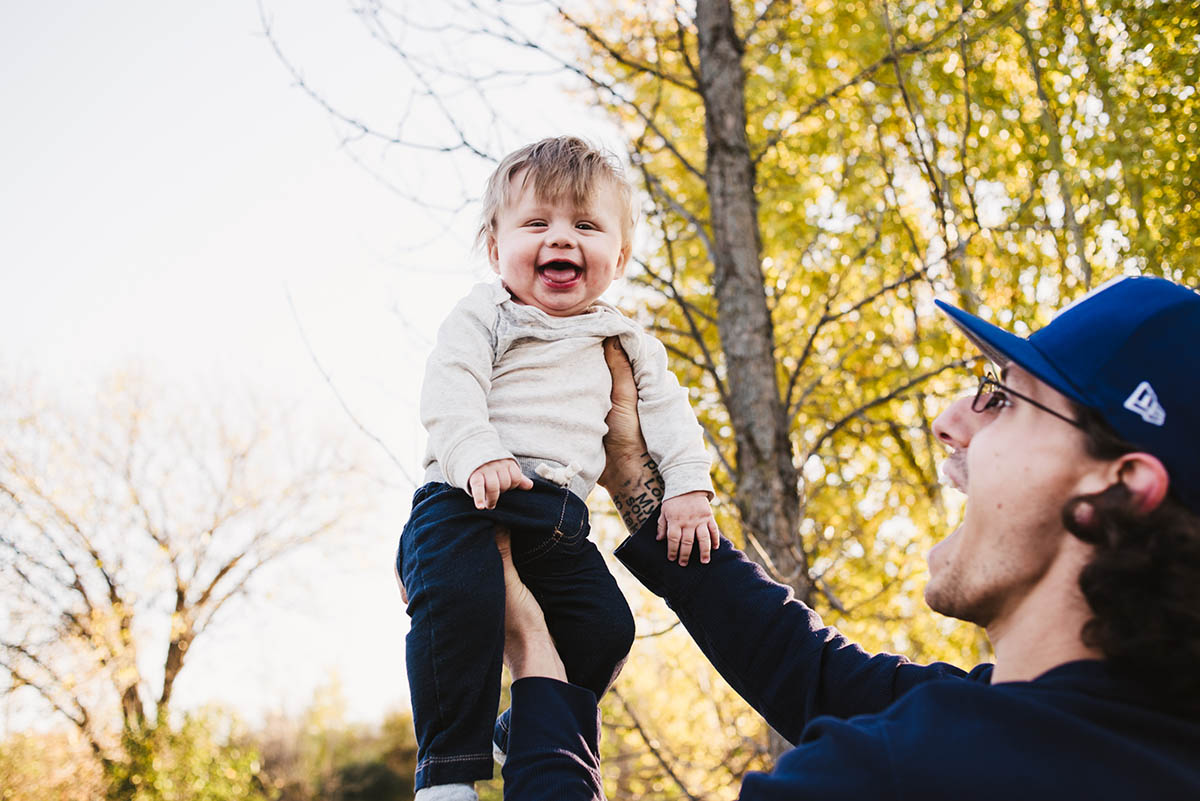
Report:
614,508,970,742
502,510,1200,800
498,675,900,801
501,678,604,801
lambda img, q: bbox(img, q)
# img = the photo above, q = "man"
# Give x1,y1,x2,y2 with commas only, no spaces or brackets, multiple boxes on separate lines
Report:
490,275,1200,799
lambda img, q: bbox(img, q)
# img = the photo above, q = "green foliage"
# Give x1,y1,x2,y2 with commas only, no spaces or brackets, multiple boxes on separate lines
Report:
256,680,416,801
3,690,422,801
566,0,1199,666
101,709,269,801
322,761,410,801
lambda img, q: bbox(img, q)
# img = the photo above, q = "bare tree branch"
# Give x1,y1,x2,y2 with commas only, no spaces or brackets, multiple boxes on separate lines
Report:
285,286,416,488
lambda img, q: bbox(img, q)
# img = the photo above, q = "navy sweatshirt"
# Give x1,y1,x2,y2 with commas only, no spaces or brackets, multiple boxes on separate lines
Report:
500,509,1200,800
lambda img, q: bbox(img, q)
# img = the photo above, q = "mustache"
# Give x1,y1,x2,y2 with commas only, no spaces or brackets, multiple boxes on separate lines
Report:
940,450,968,492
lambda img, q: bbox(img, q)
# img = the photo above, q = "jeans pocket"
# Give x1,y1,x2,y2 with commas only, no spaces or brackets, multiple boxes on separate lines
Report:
551,486,587,540
511,487,588,567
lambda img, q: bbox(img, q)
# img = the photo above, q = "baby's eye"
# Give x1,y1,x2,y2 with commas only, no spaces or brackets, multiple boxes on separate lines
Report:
525,220,547,228
576,221,597,230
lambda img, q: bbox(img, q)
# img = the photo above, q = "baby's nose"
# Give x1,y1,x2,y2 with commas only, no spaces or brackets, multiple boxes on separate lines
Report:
546,225,576,247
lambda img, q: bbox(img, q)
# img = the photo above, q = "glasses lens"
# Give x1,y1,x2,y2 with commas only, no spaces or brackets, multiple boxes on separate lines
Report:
971,373,997,413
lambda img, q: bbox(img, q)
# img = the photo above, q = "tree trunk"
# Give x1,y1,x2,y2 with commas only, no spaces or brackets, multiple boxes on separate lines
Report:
695,0,808,596
695,0,808,761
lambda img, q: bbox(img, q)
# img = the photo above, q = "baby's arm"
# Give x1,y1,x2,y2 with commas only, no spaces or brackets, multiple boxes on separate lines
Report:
626,331,719,565
422,287,528,506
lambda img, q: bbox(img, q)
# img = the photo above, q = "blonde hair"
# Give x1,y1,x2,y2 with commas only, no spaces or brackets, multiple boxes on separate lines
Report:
477,136,635,254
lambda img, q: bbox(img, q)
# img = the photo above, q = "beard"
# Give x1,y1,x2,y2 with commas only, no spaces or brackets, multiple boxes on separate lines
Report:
924,528,1005,627
925,572,1002,627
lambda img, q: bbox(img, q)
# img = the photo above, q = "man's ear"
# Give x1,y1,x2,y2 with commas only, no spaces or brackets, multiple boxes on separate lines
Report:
1115,452,1170,514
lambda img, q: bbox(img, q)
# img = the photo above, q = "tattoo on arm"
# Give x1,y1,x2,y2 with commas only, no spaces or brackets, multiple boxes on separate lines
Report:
610,452,664,533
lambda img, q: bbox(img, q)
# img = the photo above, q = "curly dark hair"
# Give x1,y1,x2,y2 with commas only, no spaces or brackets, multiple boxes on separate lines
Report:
1060,403,1200,715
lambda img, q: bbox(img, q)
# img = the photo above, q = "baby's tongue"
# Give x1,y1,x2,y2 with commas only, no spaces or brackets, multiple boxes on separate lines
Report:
541,264,580,284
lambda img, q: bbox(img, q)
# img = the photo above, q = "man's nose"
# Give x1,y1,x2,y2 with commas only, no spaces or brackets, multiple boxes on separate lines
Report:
932,394,982,450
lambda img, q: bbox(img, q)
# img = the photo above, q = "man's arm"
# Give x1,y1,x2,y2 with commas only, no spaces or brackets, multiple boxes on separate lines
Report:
605,450,666,533
599,337,667,531
599,339,967,742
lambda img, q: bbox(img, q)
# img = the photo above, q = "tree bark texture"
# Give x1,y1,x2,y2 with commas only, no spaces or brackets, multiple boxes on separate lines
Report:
695,0,809,602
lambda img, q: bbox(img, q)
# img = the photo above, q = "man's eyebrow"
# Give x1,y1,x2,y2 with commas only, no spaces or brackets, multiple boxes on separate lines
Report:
1000,365,1010,382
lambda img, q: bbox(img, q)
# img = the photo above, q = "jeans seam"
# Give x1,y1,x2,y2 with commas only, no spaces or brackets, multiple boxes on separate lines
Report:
416,752,492,770
555,489,569,531
514,527,563,565
511,484,576,565
556,488,586,538
405,516,447,745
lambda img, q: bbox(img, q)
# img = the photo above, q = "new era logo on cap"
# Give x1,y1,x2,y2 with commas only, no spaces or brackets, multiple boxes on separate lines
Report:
1123,381,1166,427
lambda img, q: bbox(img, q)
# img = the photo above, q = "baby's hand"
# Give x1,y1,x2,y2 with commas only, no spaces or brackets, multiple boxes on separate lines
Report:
658,491,720,566
468,459,533,510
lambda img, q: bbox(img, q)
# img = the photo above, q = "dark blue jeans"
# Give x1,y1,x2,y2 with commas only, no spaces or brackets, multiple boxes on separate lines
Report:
397,478,635,790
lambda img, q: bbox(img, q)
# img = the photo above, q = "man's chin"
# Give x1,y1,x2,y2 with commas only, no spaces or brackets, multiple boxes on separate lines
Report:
923,576,951,617
925,577,995,627
926,525,961,578
925,534,969,618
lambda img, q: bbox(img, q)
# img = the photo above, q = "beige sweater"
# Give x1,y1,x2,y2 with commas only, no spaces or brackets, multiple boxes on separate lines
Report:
421,282,713,501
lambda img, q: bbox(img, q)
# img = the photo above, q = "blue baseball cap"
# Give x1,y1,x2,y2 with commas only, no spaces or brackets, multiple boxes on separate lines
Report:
935,276,1200,513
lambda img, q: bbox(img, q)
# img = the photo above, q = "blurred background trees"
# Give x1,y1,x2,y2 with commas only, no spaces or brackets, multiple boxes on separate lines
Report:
4,0,1197,798
1,682,418,801
0,373,371,800
258,0,1197,794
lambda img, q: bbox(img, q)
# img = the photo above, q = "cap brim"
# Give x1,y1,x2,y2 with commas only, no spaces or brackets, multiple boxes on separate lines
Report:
934,300,1088,405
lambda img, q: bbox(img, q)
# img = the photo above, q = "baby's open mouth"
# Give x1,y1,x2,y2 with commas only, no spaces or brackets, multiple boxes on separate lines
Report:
537,261,583,285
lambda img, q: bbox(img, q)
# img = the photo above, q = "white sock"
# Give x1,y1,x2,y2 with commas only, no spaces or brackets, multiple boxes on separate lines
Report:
414,783,478,801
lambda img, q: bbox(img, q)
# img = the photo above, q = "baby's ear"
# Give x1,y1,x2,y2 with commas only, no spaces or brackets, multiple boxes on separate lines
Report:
615,242,630,278
486,235,501,273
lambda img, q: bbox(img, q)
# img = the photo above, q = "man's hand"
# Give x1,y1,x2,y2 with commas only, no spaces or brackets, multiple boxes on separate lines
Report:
496,528,567,681
659,491,720,565
598,338,647,486
598,338,667,533
468,458,533,510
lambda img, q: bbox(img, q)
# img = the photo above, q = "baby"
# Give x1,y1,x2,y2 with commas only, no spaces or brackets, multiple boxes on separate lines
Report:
398,136,718,800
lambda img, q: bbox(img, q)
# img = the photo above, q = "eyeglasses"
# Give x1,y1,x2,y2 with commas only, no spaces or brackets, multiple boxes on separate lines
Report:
971,371,1084,430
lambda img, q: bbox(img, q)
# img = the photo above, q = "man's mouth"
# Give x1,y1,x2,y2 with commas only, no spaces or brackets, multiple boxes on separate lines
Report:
941,451,968,493
537,260,583,286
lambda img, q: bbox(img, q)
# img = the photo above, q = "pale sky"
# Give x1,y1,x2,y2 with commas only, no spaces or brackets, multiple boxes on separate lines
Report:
0,0,622,727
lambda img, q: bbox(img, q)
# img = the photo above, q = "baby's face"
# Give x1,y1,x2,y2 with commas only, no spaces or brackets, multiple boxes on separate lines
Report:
488,173,628,317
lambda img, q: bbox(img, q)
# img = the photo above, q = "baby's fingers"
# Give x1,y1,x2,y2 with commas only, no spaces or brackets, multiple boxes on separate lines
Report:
508,462,533,491
695,525,713,565
483,470,502,509
677,526,697,566
665,520,683,561
469,471,488,510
